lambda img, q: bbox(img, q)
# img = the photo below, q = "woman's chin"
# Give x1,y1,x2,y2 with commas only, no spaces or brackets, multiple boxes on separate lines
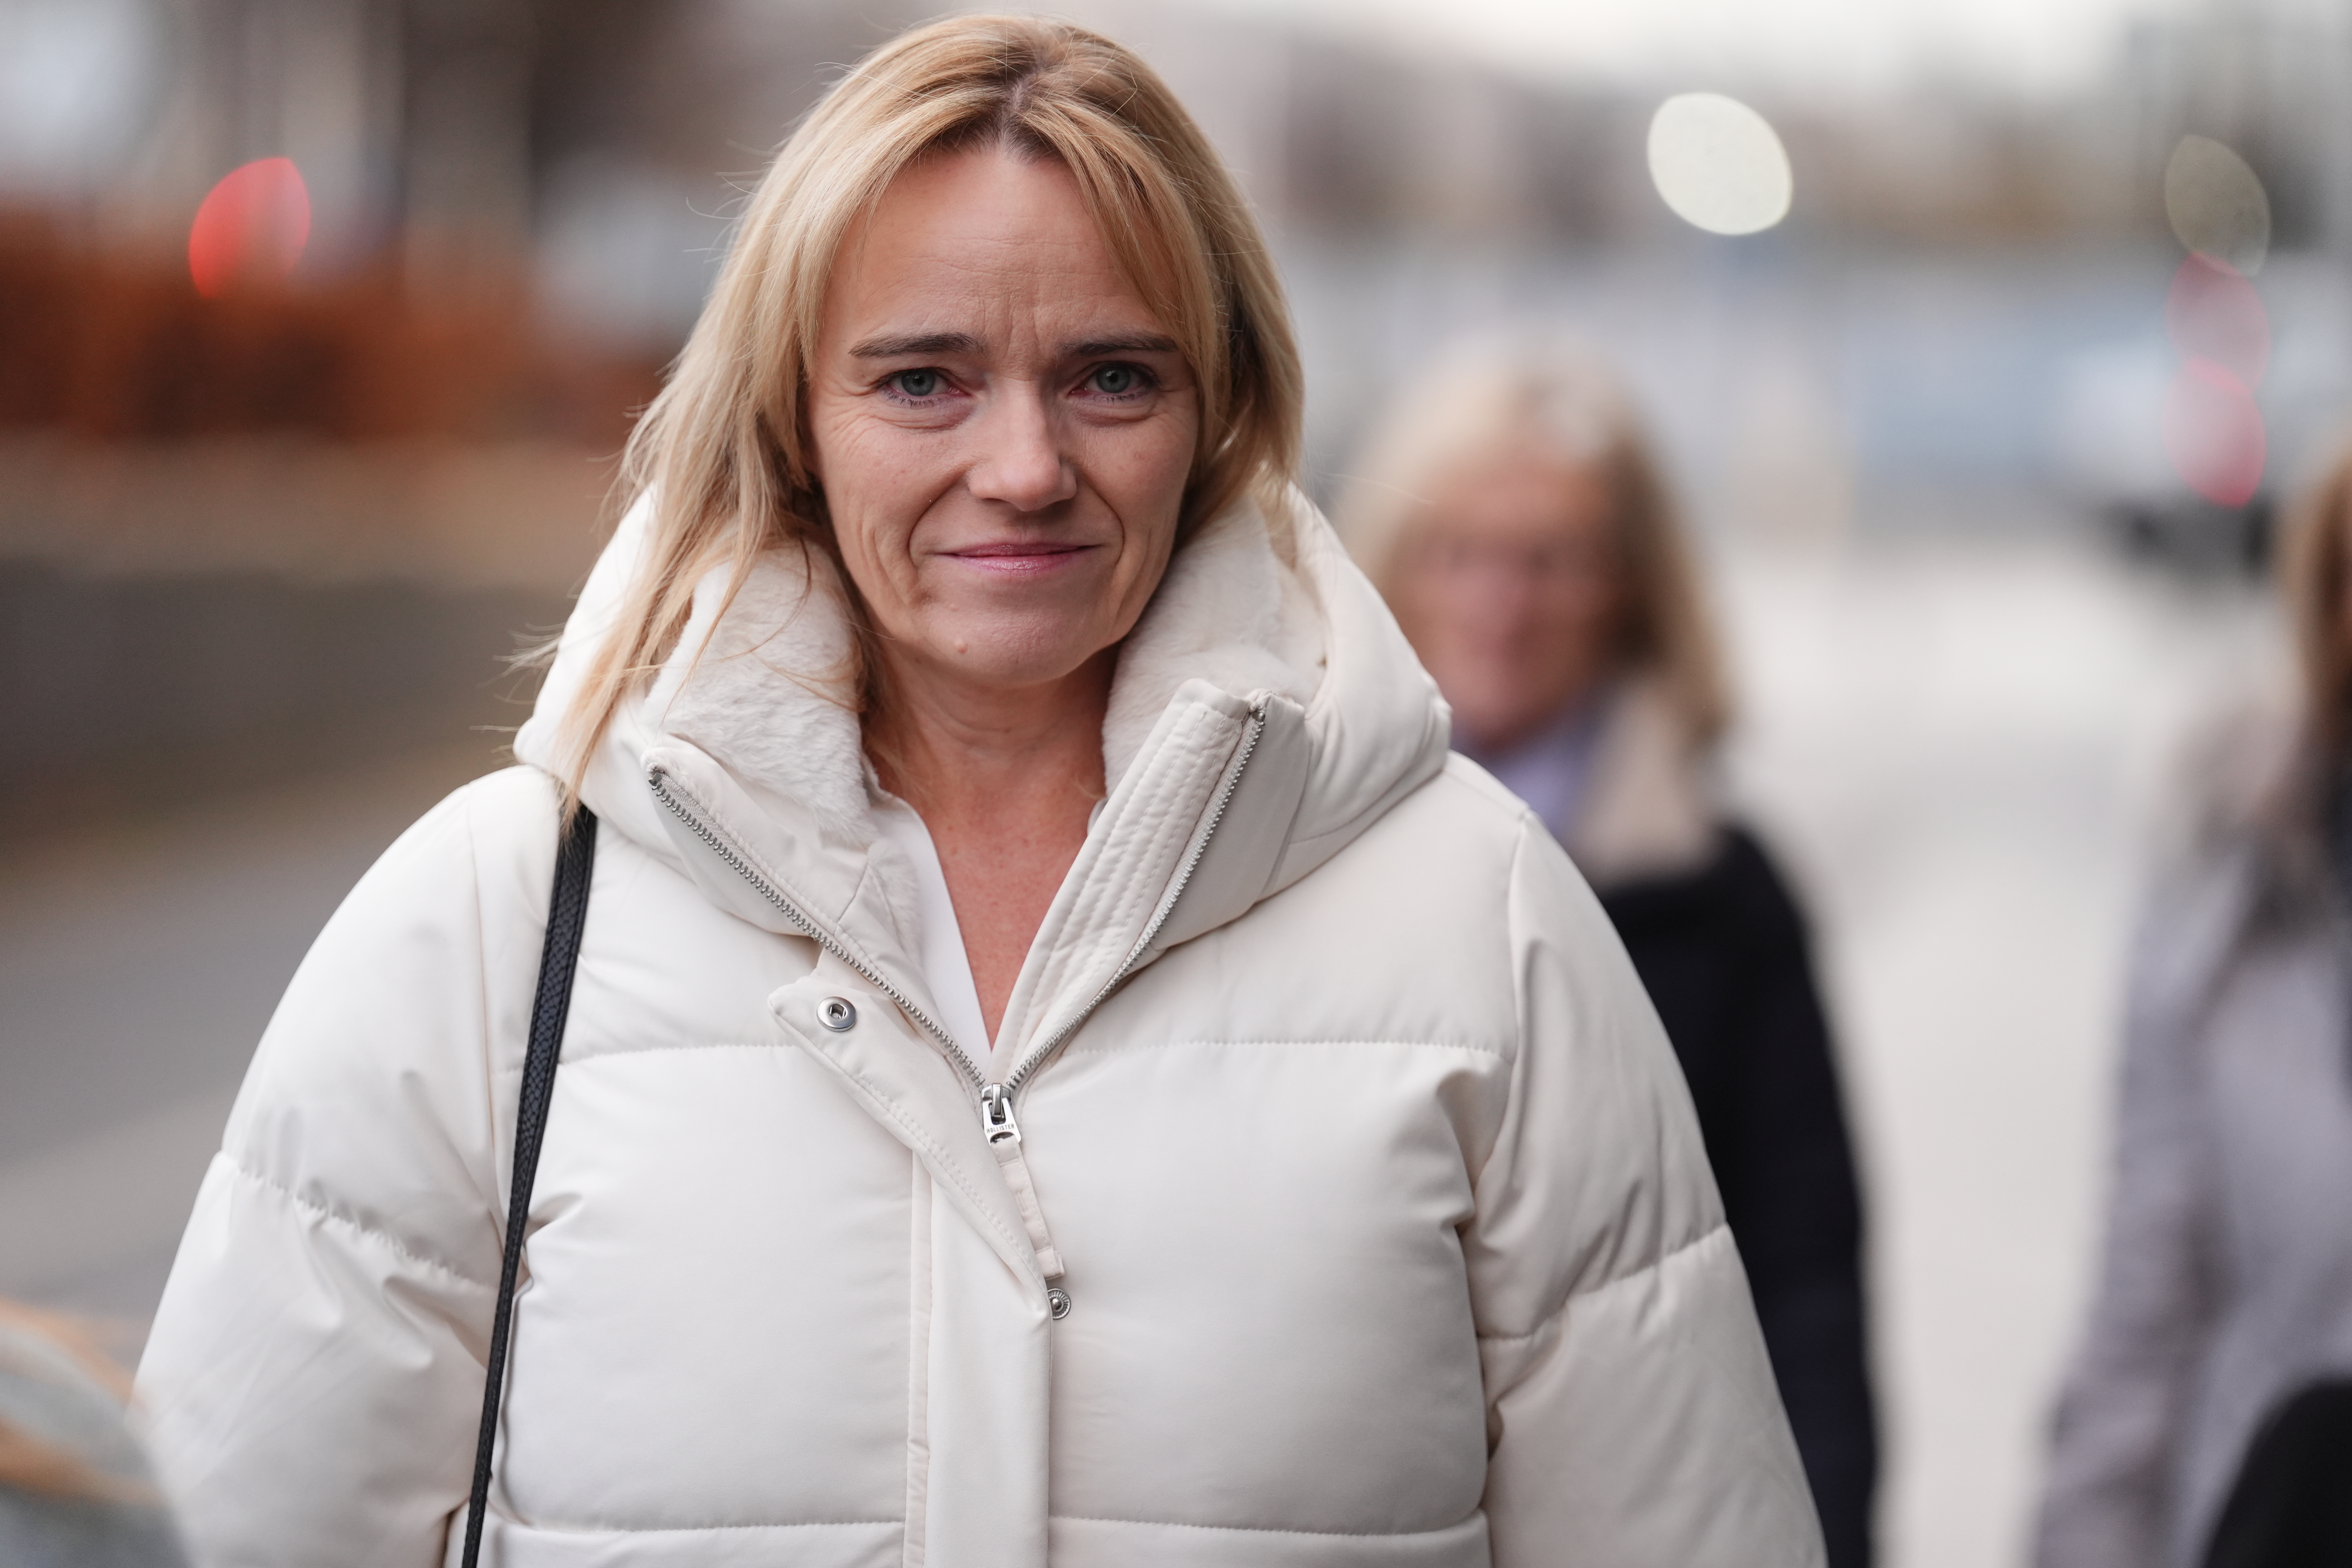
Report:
897,615,1122,697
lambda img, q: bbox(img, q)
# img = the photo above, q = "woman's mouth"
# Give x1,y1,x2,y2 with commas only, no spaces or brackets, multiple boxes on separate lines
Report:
946,540,1096,576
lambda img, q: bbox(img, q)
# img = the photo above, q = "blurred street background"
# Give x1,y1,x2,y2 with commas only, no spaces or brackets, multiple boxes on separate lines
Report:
1,0,2345,1564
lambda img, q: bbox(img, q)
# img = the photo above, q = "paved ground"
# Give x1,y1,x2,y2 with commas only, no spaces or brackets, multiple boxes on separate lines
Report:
1720,534,2276,1568
0,532,2281,1567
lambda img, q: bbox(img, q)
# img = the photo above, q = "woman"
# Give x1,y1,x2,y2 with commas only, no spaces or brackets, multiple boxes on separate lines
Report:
135,20,1822,1566
2035,446,2352,1568
1339,349,1876,1568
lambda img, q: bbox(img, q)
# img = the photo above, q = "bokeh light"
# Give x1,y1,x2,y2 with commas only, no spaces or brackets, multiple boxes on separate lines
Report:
2161,253,2270,508
188,157,311,298
2161,357,2264,508
1646,92,1792,236
2163,134,2269,276
2165,253,2269,385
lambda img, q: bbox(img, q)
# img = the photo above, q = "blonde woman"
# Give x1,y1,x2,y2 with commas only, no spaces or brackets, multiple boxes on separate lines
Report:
1341,348,1875,1568
2036,447,2352,1568
136,21,1820,1566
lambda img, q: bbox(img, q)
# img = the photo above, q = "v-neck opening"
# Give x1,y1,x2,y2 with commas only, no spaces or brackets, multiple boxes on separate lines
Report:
870,799,994,1070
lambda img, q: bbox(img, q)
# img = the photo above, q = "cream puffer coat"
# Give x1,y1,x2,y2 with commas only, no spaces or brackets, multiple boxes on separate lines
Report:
136,490,1821,1568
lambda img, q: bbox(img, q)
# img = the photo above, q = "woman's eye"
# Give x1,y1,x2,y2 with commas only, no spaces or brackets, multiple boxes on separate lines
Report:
1087,364,1148,396
889,369,944,399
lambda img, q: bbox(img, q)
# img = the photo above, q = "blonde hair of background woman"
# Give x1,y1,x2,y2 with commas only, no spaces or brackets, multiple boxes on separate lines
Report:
1335,343,1732,746
552,14,1304,792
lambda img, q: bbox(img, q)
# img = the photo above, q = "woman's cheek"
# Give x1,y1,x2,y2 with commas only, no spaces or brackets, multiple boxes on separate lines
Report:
831,430,930,554
1108,410,1198,531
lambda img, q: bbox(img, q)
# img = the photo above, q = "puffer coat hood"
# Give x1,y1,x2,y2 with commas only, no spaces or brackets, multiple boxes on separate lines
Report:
137,491,1822,1568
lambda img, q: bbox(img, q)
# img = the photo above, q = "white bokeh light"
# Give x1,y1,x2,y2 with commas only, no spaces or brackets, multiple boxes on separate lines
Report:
2163,134,2270,276
1646,93,1793,236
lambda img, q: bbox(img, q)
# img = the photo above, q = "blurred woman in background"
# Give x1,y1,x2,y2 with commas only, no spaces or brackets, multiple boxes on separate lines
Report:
1341,348,1877,1568
2036,446,2352,1568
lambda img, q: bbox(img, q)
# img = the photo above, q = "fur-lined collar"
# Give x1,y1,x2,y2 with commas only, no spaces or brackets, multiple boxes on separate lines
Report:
1562,675,1720,889
521,493,1328,846
514,487,1445,978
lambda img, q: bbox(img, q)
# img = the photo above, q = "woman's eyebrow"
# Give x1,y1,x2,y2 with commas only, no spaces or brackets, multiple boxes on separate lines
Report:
847,330,1179,359
850,331,983,358
1067,334,1180,356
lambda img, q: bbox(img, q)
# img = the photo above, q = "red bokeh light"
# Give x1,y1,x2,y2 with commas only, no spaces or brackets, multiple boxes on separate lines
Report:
2166,254,2269,385
2162,357,2266,508
2162,254,2269,506
189,158,311,299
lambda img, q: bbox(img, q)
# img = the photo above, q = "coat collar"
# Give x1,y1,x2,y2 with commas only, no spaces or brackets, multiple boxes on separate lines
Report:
1560,674,1721,890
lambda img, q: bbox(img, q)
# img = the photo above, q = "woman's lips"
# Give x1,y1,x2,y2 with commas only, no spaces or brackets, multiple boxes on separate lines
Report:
944,540,1096,576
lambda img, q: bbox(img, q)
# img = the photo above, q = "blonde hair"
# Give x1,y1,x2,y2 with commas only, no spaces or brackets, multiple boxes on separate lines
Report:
1335,344,1731,744
553,14,1302,790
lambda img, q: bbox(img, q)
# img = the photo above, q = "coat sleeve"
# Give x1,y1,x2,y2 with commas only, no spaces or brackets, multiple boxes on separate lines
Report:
133,769,559,1568
2033,872,2229,1568
1472,814,1825,1567
1708,834,1876,1568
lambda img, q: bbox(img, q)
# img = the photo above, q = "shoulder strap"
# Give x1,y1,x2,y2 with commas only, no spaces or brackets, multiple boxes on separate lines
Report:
461,804,597,1568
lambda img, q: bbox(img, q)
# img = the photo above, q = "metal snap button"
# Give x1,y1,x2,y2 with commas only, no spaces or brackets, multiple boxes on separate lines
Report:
1047,1287,1072,1321
818,996,857,1032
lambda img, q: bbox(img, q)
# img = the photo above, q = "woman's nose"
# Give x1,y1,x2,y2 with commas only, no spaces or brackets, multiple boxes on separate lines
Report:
1439,554,1540,622
966,385,1079,513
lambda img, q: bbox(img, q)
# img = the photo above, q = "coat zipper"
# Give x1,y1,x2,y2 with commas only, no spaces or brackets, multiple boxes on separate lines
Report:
647,767,985,1091
979,1082,1022,1143
648,695,1267,1289
995,696,1269,1104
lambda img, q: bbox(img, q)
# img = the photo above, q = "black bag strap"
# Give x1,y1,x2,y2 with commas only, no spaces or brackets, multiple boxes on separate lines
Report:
461,804,597,1568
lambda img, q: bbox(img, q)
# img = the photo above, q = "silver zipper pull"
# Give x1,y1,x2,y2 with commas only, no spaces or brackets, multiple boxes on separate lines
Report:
980,1083,1022,1145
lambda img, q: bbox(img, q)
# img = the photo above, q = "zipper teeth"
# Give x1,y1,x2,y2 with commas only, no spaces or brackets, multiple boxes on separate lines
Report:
648,770,989,1092
1005,697,1269,1096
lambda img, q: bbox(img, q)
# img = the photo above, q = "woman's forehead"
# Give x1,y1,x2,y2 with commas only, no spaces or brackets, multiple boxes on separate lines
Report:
822,146,1173,356
1420,448,1613,524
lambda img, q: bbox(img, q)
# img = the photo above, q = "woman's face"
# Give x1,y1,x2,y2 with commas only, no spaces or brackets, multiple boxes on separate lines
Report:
1392,450,1624,754
806,145,1200,699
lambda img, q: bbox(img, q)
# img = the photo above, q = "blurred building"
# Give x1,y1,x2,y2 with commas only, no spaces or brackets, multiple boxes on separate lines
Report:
15,0,2352,292
14,0,2352,468
5,0,2351,836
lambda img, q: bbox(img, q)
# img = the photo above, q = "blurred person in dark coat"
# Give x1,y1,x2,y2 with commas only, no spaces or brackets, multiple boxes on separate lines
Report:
2035,445,2352,1568
0,1303,187,1567
1339,345,1877,1568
